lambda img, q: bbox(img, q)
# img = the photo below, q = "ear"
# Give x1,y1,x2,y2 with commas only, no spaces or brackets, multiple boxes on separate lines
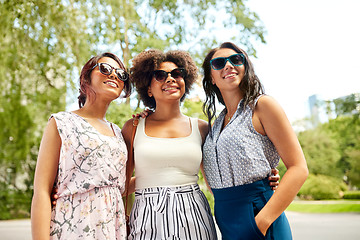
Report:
147,87,153,97
211,76,216,85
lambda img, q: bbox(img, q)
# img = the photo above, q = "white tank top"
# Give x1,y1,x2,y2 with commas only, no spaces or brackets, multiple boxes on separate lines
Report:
134,117,202,189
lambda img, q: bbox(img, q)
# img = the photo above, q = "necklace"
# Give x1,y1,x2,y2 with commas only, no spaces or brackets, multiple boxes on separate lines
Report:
225,110,236,121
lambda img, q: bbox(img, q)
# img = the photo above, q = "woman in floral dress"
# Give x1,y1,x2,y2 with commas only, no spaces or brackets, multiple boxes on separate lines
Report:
31,52,131,239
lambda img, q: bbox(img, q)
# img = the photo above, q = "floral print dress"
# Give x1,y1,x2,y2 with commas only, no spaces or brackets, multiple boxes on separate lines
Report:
49,112,127,239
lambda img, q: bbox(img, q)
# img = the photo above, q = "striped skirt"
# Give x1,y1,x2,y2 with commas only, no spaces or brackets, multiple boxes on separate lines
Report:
128,184,217,240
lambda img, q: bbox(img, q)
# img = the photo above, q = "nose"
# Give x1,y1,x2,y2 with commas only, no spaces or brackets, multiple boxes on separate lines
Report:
224,59,234,70
165,73,176,83
109,69,118,80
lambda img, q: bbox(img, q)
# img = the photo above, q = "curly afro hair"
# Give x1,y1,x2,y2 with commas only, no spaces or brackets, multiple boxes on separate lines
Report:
130,49,198,109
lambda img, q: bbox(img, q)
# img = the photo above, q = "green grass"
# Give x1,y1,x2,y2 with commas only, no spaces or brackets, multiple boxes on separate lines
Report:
287,201,360,213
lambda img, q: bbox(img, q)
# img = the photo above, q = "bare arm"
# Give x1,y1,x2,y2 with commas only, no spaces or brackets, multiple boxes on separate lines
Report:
197,119,213,193
254,96,308,235
31,118,61,240
121,119,136,195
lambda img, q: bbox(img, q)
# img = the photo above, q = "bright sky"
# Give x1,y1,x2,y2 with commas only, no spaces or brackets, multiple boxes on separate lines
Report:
222,0,360,123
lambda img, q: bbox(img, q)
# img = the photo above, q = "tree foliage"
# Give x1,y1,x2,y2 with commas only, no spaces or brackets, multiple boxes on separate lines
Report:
0,0,90,190
297,113,360,194
332,93,360,117
181,98,208,121
321,115,360,188
298,128,342,178
298,174,347,200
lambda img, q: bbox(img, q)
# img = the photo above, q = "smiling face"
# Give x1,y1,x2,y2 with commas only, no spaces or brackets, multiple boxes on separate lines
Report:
210,48,245,93
148,61,186,106
89,57,124,101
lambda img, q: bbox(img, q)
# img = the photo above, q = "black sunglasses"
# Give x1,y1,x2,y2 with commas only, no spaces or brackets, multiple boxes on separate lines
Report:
91,62,129,81
210,53,245,70
153,68,186,82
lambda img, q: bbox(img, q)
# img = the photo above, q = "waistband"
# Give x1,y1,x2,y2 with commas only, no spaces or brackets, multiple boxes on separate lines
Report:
211,178,272,201
134,184,200,214
135,184,200,196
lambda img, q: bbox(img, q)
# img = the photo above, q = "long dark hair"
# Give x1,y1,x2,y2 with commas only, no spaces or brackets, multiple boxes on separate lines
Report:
78,52,131,108
202,42,264,131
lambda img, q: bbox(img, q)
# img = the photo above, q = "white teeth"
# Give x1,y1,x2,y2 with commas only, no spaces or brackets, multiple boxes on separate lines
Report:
224,73,237,79
105,82,117,88
164,87,177,91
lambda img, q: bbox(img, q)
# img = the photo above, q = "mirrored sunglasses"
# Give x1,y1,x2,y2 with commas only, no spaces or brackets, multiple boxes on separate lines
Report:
92,62,129,81
153,68,186,82
210,53,245,70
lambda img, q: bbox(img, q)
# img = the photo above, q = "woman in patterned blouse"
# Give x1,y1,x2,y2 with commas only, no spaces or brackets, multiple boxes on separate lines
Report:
31,53,131,239
201,42,308,240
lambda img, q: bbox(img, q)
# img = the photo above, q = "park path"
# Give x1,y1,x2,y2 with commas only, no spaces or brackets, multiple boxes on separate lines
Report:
286,211,360,240
1,211,360,239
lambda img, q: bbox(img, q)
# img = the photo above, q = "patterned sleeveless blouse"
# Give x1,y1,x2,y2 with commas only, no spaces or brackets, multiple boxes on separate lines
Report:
203,96,280,189
49,112,127,239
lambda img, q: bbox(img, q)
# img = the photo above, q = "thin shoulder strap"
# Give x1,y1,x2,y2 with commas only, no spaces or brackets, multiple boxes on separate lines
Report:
125,117,139,217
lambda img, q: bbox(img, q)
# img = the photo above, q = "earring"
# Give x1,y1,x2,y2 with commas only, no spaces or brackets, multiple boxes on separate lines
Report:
148,92,153,97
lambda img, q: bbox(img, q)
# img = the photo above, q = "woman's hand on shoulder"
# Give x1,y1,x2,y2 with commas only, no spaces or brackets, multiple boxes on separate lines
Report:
132,108,154,119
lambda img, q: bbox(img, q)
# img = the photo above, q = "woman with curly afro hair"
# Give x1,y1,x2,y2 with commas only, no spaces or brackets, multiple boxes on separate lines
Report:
121,49,218,240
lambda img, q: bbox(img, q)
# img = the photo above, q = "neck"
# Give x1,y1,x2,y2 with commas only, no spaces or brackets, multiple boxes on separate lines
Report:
222,89,243,115
76,99,110,119
151,102,183,121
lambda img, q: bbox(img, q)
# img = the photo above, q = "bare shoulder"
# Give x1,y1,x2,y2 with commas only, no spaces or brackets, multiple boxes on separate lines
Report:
197,119,209,143
197,119,208,133
47,116,57,127
257,95,279,108
255,95,291,137
256,95,285,119
43,117,59,137
121,118,135,142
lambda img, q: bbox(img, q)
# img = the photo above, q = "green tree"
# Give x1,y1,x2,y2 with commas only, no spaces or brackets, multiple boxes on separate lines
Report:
298,174,347,200
0,0,91,189
332,93,360,117
0,0,92,218
321,115,360,188
346,149,360,188
298,128,342,178
106,100,138,127
181,98,207,121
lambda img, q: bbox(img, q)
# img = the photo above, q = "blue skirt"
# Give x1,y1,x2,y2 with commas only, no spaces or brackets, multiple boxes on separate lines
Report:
212,179,292,240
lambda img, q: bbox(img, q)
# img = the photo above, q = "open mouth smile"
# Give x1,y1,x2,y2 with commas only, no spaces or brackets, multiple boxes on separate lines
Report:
223,73,238,79
162,86,180,92
104,80,119,88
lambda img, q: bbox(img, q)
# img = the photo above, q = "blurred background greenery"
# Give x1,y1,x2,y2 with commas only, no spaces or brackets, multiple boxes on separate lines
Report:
0,0,359,220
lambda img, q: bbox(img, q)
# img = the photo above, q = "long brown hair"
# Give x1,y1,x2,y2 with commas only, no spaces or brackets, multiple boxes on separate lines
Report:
202,42,264,132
